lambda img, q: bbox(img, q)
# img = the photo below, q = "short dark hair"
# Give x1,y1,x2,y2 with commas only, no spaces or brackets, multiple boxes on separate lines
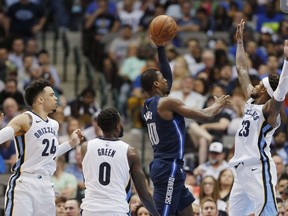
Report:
97,107,120,133
141,69,159,93
24,79,51,106
55,196,67,205
268,74,279,91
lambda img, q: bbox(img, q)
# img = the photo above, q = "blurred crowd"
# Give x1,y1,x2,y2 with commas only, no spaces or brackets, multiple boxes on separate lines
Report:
0,0,288,215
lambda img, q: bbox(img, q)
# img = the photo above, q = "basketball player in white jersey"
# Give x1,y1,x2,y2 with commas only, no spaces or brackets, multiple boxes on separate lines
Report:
229,19,288,216
0,79,84,216
81,107,159,216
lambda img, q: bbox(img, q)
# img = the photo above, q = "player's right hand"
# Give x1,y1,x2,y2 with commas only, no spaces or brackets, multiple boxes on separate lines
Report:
214,95,232,108
149,34,166,47
236,19,245,43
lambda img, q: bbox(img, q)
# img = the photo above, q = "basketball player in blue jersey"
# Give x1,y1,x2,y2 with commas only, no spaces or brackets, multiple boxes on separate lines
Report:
0,79,84,216
80,107,159,216
228,19,288,216
140,39,231,215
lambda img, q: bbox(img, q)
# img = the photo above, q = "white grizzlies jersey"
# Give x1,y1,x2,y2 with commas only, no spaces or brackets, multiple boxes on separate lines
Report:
229,98,280,166
81,138,131,214
13,111,59,176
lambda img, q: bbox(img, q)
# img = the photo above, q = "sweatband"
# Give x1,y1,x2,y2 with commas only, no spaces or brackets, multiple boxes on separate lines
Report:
0,126,14,144
262,77,274,98
56,142,72,156
273,60,288,101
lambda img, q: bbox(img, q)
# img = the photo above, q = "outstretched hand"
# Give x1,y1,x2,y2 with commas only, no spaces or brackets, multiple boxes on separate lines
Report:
214,95,232,109
70,129,85,148
236,19,245,43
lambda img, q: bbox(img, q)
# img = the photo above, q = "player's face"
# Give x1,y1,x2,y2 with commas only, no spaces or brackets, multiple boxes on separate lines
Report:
156,71,169,95
42,86,58,113
201,201,218,216
251,81,265,99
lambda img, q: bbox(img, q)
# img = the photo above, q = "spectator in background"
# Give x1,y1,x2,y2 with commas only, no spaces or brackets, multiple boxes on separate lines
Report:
55,196,67,216
108,24,138,66
58,117,82,164
52,155,78,199
255,1,284,33
213,4,232,31
38,49,60,88
183,38,203,75
8,37,25,72
0,78,25,109
64,198,81,216
217,168,234,202
200,197,219,216
65,146,85,202
272,128,288,165
193,142,230,180
138,3,165,32
0,8,8,47
198,175,227,212
25,38,39,64
82,113,102,140
135,204,150,216
0,97,20,127
118,0,143,32
273,154,285,180
49,106,67,136
64,87,100,128
0,47,17,86
83,0,120,71
5,0,46,40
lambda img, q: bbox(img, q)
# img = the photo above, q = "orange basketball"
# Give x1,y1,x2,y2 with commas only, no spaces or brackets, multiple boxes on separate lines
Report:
149,15,177,44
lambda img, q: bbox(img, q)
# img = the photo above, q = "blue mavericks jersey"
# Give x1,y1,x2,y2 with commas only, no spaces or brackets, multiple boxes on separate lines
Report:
141,96,186,160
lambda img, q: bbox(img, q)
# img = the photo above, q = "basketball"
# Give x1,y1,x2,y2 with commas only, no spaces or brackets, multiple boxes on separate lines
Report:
149,15,177,44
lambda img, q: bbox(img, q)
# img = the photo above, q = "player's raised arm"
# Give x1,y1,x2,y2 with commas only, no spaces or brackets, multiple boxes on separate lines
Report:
264,39,288,127
128,146,160,216
0,112,31,144
235,19,253,99
157,46,173,91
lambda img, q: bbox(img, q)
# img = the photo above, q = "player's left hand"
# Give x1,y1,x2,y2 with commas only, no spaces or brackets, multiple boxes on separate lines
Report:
70,129,85,148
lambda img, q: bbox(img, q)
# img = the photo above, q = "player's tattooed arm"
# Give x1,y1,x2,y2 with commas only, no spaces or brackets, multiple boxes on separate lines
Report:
235,19,253,99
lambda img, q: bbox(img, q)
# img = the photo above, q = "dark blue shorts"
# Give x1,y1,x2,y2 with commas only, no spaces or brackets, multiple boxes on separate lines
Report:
150,159,195,215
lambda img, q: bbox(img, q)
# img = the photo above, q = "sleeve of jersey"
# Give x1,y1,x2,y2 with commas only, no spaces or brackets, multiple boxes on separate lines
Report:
273,60,288,101
0,126,14,144
157,46,173,90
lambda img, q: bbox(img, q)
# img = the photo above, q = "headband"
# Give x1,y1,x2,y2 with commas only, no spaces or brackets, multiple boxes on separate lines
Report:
262,77,274,97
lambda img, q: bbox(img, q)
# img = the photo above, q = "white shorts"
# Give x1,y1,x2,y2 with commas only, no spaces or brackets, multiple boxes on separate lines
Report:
229,161,278,216
81,210,129,216
5,172,55,216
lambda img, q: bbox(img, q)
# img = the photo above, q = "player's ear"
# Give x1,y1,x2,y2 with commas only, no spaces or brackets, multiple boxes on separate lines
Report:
153,80,159,88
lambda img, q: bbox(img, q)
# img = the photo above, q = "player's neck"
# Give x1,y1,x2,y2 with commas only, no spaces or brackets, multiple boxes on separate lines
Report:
254,95,270,105
100,133,119,141
31,107,48,121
